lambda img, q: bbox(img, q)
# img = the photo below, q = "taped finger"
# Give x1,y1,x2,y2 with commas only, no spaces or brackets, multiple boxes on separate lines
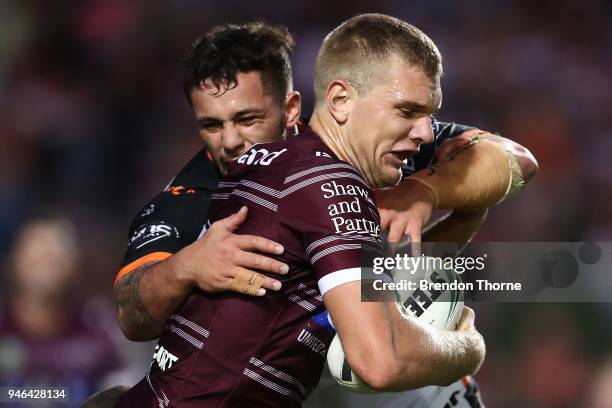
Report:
228,267,266,296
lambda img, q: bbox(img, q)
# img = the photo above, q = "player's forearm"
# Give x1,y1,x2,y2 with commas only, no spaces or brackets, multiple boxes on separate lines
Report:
343,302,485,391
386,306,486,390
326,283,485,391
115,257,192,341
410,134,538,210
422,208,488,247
392,330,486,390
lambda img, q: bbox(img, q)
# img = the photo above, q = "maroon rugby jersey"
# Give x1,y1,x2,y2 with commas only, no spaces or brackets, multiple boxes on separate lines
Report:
118,127,381,407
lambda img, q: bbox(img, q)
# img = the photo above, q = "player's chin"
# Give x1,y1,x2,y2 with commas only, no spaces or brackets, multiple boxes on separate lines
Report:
221,157,240,174
376,167,403,188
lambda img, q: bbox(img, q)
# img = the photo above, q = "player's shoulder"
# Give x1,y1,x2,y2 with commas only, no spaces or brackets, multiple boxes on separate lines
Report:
278,129,372,208
286,128,364,180
165,148,221,192
127,149,218,231
227,127,363,185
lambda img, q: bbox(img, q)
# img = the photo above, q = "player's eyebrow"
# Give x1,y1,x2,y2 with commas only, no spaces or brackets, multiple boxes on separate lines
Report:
197,116,222,127
395,101,439,114
196,108,266,127
231,108,266,119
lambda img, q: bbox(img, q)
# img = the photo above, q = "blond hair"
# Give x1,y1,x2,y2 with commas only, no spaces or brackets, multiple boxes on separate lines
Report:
314,14,442,105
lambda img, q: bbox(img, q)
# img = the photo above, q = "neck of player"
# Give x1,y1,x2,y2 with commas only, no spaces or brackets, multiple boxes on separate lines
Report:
309,110,375,187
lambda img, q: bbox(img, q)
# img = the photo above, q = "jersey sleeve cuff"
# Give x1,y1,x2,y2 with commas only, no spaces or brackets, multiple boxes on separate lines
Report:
114,251,173,289
317,268,362,296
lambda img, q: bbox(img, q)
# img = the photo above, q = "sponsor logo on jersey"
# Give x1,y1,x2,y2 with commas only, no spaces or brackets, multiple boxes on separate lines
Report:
297,329,327,356
320,181,369,200
140,204,155,218
128,222,179,250
237,147,287,166
320,181,380,237
152,345,178,371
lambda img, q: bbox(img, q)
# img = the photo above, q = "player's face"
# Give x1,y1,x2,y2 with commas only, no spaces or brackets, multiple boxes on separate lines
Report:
190,72,287,175
348,58,441,188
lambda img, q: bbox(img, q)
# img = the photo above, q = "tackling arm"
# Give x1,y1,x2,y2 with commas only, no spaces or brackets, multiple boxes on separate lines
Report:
376,131,538,243
409,131,538,210
421,132,538,245
115,207,287,341
115,257,191,341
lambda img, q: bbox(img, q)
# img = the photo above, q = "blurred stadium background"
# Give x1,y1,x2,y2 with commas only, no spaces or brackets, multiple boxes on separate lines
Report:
0,0,611,406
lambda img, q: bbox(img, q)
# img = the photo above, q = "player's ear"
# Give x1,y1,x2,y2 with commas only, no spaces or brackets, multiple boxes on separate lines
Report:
325,80,353,124
284,91,301,128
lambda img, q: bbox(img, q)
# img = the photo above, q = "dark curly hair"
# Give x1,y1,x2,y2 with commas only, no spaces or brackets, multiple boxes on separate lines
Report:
183,21,295,106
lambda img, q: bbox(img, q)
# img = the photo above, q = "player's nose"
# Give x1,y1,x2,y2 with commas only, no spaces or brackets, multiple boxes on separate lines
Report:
221,124,246,157
408,116,434,146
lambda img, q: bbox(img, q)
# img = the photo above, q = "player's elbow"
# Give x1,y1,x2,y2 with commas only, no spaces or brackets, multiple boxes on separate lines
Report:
117,308,161,341
117,309,141,341
346,350,403,391
357,339,485,391
486,134,539,185
515,146,539,184
502,138,538,185
354,358,430,391
361,370,400,391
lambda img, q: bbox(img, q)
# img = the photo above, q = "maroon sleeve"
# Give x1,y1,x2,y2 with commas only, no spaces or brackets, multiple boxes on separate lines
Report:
278,161,382,295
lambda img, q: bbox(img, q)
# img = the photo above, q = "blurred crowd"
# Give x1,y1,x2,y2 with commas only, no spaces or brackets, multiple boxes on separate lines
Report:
0,0,610,406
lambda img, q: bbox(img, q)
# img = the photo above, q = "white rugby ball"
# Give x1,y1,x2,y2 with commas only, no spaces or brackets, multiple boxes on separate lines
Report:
326,260,464,392
394,261,464,330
